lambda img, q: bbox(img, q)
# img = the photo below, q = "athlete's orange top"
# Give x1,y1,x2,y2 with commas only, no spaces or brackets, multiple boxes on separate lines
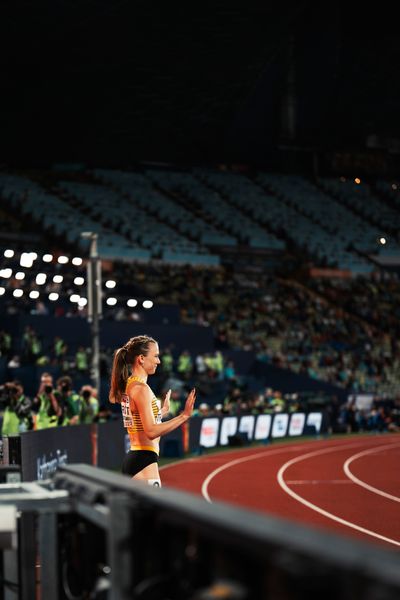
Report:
121,375,162,453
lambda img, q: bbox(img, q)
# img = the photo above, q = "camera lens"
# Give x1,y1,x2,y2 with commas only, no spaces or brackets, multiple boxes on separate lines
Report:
44,385,53,394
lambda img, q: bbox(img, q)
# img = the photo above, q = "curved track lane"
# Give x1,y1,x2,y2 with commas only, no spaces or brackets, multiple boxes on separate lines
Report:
160,434,400,549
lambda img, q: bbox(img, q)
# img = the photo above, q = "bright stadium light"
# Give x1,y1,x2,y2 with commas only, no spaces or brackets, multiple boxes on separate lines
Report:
70,294,80,303
78,297,88,307
0,287,5,296
36,273,47,285
58,255,69,264
127,298,138,307
72,257,83,266
20,252,34,268
42,254,53,263
0,268,13,278
29,290,40,299
105,280,116,289
53,275,64,283
13,289,23,298
379,237,387,245
15,272,25,280
48,293,59,301
142,300,153,309
74,276,85,285
4,249,14,258
106,297,117,306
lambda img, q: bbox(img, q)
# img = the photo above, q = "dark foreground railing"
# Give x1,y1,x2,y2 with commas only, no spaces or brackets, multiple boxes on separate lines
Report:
1,463,399,600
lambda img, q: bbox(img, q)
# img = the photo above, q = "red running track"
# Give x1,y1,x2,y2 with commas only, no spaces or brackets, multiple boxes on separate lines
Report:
160,433,400,550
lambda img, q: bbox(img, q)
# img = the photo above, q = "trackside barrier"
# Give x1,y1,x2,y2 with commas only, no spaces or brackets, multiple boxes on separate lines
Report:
188,411,325,453
1,412,324,481
0,464,399,600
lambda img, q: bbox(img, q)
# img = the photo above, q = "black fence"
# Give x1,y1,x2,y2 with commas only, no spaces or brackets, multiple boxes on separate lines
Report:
1,464,399,600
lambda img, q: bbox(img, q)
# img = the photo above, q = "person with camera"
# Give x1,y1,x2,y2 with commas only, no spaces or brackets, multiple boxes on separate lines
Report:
33,372,61,430
54,375,81,426
1,380,33,435
78,384,99,424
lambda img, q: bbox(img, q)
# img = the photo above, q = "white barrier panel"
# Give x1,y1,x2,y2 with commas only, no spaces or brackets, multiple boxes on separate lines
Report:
271,413,289,438
199,418,220,448
220,416,238,446
239,415,255,441
288,413,306,436
306,412,323,433
254,414,272,440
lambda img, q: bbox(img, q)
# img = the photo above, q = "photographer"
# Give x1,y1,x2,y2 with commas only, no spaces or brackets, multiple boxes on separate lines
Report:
79,385,99,424
54,375,81,426
33,372,61,430
1,380,33,435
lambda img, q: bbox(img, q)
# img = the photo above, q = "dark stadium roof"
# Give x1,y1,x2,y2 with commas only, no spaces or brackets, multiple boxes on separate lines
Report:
1,1,400,168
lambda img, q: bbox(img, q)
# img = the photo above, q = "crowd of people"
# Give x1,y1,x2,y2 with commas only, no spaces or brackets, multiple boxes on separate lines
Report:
0,372,101,436
1,260,400,397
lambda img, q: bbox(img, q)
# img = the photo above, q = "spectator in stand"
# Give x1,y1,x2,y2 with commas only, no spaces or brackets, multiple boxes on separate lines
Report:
160,347,174,376
0,330,12,359
213,350,224,381
177,350,193,380
22,325,42,365
75,345,89,375
223,359,236,382
53,336,67,364
195,353,207,377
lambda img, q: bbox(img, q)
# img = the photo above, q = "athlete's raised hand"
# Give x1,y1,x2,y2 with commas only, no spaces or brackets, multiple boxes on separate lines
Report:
183,388,196,418
162,388,171,417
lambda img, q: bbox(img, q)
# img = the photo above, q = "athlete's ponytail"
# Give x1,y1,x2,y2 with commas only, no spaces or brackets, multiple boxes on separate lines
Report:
109,335,156,403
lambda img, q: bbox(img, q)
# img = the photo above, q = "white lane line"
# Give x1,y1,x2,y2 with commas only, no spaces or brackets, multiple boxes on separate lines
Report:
200,439,370,503
343,442,400,503
277,443,400,547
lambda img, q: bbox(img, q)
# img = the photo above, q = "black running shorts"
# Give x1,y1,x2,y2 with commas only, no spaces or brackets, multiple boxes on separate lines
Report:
121,450,158,477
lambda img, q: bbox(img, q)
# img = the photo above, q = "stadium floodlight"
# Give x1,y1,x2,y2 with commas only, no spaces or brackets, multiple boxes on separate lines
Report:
20,252,34,268
0,287,5,295
0,268,13,278
13,289,23,298
53,275,63,283
78,297,88,307
70,294,80,303
127,299,138,307
74,277,85,285
15,272,25,280
49,293,59,301
379,237,387,245
36,273,47,285
105,280,116,289
142,300,153,309
58,255,69,264
72,257,83,266
4,249,14,258
29,290,39,299
106,297,117,306
42,254,53,262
